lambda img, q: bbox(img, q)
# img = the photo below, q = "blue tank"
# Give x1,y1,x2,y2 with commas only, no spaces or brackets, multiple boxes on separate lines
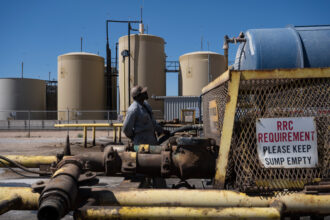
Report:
233,25,330,70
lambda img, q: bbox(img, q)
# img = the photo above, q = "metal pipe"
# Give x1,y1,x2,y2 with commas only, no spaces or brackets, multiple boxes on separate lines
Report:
223,35,229,70
83,126,87,148
223,33,246,70
92,127,96,146
1,187,330,215
84,188,330,214
0,187,39,210
0,195,20,215
106,20,112,112
38,162,82,220
0,155,57,168
74,206,281,220
128,22,131,105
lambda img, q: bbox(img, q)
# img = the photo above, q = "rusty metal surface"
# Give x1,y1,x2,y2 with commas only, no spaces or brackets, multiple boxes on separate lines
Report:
202,68,330,192
0,195,20,215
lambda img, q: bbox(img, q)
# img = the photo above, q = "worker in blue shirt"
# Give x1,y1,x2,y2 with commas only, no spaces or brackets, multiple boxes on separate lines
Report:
123,85,169,145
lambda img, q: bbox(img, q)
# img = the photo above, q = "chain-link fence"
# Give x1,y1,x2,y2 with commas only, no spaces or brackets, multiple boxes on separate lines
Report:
203,69,330,193
0,109,163,131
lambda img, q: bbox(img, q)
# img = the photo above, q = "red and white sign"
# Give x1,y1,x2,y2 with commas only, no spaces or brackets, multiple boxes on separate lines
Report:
256,117,318,168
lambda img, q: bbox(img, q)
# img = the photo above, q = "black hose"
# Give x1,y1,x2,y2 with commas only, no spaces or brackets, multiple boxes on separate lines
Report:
0,160,50,178
158,124,203,144
0,155,51,175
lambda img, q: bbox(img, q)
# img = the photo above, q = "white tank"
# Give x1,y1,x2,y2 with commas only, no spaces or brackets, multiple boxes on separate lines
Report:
118,34,166,118
58,52,105,120
179,51,225,96
0,78,46,120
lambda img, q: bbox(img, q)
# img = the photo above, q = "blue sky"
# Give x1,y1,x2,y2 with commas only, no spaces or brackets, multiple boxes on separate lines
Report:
0,0,329,95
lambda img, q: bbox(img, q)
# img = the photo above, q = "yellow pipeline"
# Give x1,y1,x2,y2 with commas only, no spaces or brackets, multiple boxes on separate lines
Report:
54,123,123,145
1,187,330,215
0,187,39,211
89,188,330,214
0,155,57,168
54,123,111,127
74,207,281,220
0,195,20,215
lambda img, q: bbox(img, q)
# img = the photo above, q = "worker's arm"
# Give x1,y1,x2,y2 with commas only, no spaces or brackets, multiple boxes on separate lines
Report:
123,109,137,140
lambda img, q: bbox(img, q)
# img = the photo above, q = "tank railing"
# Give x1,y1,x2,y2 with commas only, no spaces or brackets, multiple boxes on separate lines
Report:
166,61,180,73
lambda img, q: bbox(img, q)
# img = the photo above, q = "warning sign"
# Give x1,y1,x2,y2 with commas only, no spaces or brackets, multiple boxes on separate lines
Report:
208,100,219,134
256,117,318,168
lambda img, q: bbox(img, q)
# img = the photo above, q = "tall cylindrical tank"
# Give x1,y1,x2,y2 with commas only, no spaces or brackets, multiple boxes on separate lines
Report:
58,52,105,120
179,51,225,96
0,78,46,120
118,34,166,118
234,25,330,70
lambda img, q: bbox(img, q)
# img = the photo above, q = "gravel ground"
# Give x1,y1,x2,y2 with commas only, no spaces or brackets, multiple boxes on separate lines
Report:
0,130,129,155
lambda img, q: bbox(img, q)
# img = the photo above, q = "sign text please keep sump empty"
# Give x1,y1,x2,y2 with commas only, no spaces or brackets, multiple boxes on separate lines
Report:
256,117,318,168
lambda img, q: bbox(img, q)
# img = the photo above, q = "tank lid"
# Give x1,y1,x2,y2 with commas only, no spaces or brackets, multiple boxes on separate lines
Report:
59,52,103,58
0,77,45,82
119,34,165,42
180,51,223,58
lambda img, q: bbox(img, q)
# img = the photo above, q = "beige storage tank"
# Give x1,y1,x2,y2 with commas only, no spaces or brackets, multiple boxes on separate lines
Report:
0,78,46,120
58,52,105,120
179,51,225,96
118,34,166,118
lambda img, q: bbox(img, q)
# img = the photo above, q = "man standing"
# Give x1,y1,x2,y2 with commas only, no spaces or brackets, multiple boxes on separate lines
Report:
123,85,168,145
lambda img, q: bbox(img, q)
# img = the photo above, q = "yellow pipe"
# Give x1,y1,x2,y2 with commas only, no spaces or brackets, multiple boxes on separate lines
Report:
0,155,57,168
0,195,20,215
0,187,39,210
118,127,122,143
55,123,111,127
89,188,330,214
92,127,96,146
113,127,117,143
84,126,87,147
74,206,281,220
0,187,330,215
54,123,123,128
111,123,123,127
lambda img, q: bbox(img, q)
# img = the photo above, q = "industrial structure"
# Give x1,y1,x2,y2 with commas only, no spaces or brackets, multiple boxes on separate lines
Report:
179,51,225,96
57,52,105,120
0,78,46,120
0,24,329,220
119,33,166,118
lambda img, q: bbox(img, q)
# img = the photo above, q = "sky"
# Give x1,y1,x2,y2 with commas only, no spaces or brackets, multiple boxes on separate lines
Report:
0,0,329,95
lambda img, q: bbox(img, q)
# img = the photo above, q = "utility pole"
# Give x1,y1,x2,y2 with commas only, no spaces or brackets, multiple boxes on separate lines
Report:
80,37,83,52
21,62,24,78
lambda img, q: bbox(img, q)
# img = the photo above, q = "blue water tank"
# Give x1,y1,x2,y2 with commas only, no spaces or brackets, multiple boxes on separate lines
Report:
233,25,330,70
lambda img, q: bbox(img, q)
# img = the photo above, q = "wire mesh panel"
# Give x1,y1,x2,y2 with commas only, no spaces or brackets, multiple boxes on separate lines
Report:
202,82,228,145
203,71,330,193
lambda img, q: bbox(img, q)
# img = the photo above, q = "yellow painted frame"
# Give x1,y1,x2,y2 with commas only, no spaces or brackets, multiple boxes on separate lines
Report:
212,67,330,189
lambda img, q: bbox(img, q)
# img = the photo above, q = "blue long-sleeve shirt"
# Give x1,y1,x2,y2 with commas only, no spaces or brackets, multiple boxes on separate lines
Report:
123,101,163,145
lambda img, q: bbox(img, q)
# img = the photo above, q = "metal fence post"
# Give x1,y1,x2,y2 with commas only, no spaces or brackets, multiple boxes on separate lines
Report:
107,111,110,136
28,110,31,138
67,108,69,136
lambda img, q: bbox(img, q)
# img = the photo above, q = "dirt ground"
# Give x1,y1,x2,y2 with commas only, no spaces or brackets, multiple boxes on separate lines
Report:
0,130,129,155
